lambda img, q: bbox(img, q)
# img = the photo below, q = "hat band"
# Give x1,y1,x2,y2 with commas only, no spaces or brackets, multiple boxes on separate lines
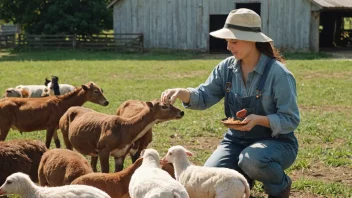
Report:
224,24,261,32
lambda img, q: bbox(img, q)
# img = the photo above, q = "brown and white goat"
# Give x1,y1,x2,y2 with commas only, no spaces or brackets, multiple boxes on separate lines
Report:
59,101,184,173
115,100,156,170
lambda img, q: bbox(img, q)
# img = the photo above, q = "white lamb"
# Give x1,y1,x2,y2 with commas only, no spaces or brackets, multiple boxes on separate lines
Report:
162,145,251,198
129,148,189,198
0,172,111,198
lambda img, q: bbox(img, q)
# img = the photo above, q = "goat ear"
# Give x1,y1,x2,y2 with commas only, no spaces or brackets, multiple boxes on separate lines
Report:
6,89,12,93
45,78,51,86
146,101,154,108
81,84,89,90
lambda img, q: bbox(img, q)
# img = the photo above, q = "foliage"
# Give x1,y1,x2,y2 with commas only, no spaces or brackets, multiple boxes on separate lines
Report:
0,0,112,35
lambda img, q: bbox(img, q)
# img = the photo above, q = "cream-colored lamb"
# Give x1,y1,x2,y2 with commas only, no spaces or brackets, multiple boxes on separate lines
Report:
129,148,189,198
0,172,111,198
162,145,250,198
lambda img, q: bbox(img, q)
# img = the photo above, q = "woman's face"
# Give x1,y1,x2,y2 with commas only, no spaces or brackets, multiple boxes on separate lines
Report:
226,39,256,60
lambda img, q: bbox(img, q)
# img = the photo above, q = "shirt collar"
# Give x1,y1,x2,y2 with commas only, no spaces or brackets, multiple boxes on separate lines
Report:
233,53,270,75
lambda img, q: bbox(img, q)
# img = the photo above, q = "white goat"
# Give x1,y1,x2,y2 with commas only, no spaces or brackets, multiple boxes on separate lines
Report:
129,149,189,198
42,82,76,96
162,145,251,198
4,85,47,98
0,172,111,198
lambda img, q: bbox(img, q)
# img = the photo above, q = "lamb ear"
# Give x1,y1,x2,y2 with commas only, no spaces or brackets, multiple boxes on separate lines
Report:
185,150,193,156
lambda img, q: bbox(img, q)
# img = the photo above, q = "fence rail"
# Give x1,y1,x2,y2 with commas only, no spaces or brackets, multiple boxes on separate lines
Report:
0,33,144,52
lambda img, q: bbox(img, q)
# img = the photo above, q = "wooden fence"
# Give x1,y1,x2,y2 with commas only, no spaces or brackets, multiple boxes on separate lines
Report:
0,33,143,52
0,33,16,48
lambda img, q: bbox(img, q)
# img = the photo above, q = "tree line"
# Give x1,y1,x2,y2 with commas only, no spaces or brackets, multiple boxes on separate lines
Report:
0,0,112,35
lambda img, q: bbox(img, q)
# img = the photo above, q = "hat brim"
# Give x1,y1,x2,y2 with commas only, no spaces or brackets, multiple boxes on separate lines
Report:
210,28,272,42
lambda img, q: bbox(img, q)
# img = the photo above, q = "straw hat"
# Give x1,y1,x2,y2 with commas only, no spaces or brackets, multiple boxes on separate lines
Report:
210,8,272,42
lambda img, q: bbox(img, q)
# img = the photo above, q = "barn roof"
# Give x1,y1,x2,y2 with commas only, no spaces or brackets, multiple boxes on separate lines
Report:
107,0,352,10
309,0,352,9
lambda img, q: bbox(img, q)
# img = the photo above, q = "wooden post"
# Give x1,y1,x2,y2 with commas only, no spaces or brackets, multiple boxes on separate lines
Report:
73,33,77,49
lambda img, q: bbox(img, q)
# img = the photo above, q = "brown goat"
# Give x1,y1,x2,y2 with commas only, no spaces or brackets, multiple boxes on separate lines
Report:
71,158,175,198
0,82,108,149
0,139,47,185
115,100,154,169
38,149,93,187
59,101,184,173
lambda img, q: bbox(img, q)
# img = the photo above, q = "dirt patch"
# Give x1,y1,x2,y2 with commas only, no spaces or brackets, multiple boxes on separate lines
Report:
291,161,352,187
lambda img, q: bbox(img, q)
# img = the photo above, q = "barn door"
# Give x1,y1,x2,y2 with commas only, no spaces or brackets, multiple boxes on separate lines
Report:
235,3,261,16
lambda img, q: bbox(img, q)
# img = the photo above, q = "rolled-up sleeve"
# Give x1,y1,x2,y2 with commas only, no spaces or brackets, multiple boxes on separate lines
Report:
268,73,300,136
183,60,228,110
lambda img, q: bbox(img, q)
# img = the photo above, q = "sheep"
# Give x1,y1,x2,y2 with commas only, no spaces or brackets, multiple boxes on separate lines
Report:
4,85,47,98
60,101,184,173
71,157,176,198
38,149,93,187
129,149,189,198
0,172,111,198
42,76,76,97
0,139,47,186
162,145,251,198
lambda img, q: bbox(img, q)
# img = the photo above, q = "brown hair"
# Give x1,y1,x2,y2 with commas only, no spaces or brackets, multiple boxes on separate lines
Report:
256,42,285,63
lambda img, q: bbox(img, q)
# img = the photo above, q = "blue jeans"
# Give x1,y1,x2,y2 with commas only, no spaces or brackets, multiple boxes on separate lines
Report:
204,131,298,196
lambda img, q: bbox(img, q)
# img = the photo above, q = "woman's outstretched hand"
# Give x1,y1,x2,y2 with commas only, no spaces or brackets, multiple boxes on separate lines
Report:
160,88,190,105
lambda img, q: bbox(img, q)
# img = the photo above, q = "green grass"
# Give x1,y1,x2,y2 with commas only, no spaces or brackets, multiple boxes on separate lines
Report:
0,49,351,197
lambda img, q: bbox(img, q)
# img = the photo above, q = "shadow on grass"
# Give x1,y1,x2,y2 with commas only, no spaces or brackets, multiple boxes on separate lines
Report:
0,49,332,61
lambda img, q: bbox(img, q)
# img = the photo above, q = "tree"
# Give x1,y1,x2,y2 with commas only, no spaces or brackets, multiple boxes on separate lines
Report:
0,0,112,35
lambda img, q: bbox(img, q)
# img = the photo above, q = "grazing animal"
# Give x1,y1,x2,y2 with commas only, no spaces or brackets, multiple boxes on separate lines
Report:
42,76,76,97
4,85,47,98
162,145,251,198
0,139,47,186
0,172,111,198
38,149,93,187
71,158,176,198
115,99,177,171
129,149,189,198
60,101,184,173
0,82,109,149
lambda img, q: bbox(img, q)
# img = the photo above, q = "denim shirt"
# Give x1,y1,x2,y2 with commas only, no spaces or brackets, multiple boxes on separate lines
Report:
184,54,300,137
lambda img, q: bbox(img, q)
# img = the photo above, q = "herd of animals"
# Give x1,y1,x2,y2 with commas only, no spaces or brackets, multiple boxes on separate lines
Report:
0,76,251,198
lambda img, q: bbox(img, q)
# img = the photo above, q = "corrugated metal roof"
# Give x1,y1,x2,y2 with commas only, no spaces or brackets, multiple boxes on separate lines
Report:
310,0,352,8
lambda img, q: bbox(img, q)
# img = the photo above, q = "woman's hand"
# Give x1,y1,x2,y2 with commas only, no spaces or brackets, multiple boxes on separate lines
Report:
160,88,190,105
225,114,258,131
225,114,270,131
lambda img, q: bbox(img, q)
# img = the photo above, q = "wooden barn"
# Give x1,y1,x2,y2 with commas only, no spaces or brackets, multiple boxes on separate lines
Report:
108,0,352,52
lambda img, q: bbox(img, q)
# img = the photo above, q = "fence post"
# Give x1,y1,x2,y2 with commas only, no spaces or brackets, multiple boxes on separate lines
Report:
140,33,144,53
73,33,77,49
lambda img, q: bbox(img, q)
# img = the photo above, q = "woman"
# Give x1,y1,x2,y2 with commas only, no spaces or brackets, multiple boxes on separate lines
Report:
160,8,299,198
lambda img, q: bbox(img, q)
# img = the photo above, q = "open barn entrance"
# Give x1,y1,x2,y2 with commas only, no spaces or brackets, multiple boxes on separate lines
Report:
320,10,352,49
209,15,228,53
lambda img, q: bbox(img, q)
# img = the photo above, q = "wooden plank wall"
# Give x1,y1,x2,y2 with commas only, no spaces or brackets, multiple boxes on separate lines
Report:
113,0,314,51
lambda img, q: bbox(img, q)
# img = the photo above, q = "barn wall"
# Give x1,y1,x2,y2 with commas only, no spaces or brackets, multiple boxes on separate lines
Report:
113,0,314,51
